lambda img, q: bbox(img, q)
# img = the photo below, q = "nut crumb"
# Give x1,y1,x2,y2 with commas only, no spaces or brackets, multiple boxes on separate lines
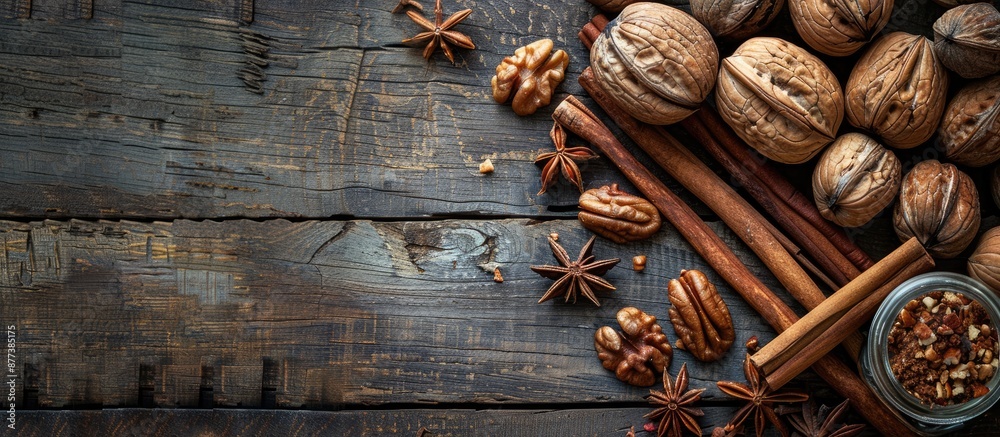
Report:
549,232,559,241
745,335,760,353
479,158,494,174
493,267,503,283
632,255,647,272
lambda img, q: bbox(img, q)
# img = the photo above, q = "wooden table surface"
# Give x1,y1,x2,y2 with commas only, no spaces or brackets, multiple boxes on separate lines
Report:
2,0,998,435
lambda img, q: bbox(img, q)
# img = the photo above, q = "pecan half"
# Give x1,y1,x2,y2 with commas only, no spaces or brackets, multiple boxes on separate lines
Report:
667,269,735,362
578,184,661,243
595,307,673,386
491,39,569,116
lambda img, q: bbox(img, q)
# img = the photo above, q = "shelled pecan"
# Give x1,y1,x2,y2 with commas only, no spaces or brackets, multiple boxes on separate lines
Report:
667,269,735,362
578,184,661,243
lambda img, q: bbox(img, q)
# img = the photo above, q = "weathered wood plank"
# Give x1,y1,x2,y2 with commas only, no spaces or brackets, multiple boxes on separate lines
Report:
0,217,823,409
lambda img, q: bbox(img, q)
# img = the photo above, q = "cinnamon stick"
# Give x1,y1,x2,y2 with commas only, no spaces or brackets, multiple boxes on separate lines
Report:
765,257,933,390
751,237,931,375
552,96,913,436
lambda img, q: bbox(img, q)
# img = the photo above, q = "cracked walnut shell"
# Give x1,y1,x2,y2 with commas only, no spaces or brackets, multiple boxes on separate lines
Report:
667,269,734,362
789,0,892,56
969,226,1000,295
933,3,1000,79
715,37,844,164
846,32,948,149
595,307,673,387
590,3,718,125
812,133,900,227
894,160,980,259
491,39,569,116
578,184,661,244
690,0,785,40
940,75,1000,167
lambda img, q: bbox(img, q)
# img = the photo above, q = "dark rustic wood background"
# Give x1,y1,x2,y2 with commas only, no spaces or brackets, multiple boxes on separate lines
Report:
1,0,998,435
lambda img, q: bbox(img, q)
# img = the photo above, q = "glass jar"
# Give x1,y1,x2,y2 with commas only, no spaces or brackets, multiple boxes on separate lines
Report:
860,272,1000,436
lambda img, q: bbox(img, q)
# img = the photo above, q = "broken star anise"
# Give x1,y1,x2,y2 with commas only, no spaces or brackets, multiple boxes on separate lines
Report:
645,363,705,437
716,354,809,437
535,121,598,195
530,235,620,306
402,0,475,64
779,399,865,437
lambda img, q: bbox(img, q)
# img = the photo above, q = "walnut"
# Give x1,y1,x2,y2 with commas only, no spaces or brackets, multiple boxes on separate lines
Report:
590,3,718,125
667,269,735,362
812,133,901,227
595,307,673,386
578,184,661,244
845,32,949,149
585,0,640,13
939,76,1000,168
933,3,1000,79
690,0,785,40
968,227,1000,294
789,0,892,56
894,160,980,259
715,37,844,164
491,39,569,116
931,0,981,9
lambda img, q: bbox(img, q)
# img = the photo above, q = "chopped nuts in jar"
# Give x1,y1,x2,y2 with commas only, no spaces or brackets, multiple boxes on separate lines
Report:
888,291,999,405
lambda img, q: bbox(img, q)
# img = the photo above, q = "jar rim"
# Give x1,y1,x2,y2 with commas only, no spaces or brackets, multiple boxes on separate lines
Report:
865,272,1000,425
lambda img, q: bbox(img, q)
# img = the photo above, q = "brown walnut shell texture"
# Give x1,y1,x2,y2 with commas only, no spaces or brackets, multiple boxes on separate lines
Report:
595,307,673,387
585,0,641,13
590,3,719,125
812,133,901,227
789,0,893,56
667,269,735,362
894,160,980,259
578,184,662,243
933,3,1000,79
845,32,949,149
940,75,1000,167
690,0,785,40
715,37,844,164
491,39,569,116
969,226,1000,295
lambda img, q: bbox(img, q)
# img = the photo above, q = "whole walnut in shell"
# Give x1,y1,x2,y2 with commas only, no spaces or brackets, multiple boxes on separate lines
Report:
894,160,980,259
595,307,673,387
845,32,949,149
690,0,785,40
969,226,1000,295
491,39,569,116
933,3,1000,79
789,0,893,56
813,133,901,227
939,75,1000,167
590,3,718,125
715,37,844,164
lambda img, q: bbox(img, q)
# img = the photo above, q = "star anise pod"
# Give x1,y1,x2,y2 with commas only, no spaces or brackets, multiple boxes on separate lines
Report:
779,399,865,437
530,235,619,306
402,0,475,64
535,121,598,195
645,363,705,437
716,354,809,437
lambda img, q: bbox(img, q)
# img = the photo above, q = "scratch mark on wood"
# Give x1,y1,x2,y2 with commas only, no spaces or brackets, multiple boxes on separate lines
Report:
238,28,268,94
14,0,30,18
76,0,92,19
238,0,253,25
177,269,234,305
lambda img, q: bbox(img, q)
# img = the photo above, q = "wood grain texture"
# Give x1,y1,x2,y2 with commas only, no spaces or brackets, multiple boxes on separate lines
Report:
0,217,821,409
0,0,700,220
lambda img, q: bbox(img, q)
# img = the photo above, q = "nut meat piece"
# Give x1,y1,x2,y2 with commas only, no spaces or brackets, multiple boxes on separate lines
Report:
933,3,1000,79
578,184,661,243
595,307,673,386
789,0,892,56
969,226,1000,294
894,160,980,259
939,76,1000,167
845,32,948,149
667,269,735,362
716,37,844,164
690,0,785,40
590,3,718,125
812,133,900,227
491,39,569,116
